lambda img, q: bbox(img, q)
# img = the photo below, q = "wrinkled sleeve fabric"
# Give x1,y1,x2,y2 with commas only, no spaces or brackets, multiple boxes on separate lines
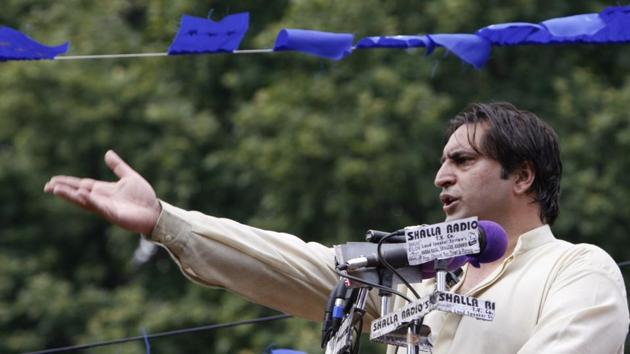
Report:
518,244,629,354
146,201,380,322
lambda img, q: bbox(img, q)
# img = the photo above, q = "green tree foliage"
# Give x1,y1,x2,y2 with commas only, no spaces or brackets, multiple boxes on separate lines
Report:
1,1,629,353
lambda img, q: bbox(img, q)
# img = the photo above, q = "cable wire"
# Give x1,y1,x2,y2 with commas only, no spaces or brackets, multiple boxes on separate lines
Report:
23,314,292,354
377,233,422,299
334,268,412,303
53,49,274,60
351,315,364,354
617,260,630,268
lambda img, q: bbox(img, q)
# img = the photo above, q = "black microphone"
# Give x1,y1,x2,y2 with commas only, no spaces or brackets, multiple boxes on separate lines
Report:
337,245,409,270
320,280,359,348
337,249,467,276
321,280,346,348
365,229,405,243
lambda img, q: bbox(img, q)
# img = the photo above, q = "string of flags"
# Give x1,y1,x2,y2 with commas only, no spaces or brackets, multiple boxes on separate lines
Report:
1,5,629,68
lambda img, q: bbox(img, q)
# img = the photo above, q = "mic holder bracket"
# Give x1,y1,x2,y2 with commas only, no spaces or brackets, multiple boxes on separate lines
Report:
334,242,424,287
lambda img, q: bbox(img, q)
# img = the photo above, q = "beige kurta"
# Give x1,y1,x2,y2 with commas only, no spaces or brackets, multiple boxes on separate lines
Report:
147,201,629,353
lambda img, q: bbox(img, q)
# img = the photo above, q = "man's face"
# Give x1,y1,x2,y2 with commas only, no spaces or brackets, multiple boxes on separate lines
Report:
435,123,513,222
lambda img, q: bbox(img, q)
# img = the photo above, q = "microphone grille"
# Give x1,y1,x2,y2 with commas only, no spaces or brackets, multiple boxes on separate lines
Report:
477,220,508,263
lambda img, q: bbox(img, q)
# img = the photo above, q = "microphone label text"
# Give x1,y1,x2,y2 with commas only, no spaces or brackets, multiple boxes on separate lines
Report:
405,217,481,265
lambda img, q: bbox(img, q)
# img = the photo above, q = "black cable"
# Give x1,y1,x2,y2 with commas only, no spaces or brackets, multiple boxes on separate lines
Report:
334,268,412,303
350,324,360,354
23,314,292,354
377,233,422,299
617,260,630,268
351,315,364,354
321,280,347,348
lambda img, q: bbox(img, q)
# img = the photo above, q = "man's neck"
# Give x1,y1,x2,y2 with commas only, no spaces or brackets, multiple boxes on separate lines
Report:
501,215,545,259
458,214,545,294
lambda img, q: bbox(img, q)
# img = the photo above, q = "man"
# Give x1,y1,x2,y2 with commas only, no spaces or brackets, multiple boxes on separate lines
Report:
44,102,629,353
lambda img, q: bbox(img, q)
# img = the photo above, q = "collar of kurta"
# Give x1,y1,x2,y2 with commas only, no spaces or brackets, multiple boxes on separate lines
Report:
511,224,555,257
448,224,555,295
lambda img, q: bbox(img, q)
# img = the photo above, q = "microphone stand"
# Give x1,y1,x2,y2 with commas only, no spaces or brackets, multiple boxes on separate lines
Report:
378,267,427,354
407,319,422,354
403,258,449,353
329,241,433,353
378,270,393,317
435,258,449,292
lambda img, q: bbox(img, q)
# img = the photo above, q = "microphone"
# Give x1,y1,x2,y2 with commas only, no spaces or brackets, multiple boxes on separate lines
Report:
339,220,508,271
321,280,346,348
338,250,467,278
467,220,508,267
365,229,405,243
320,279,358,348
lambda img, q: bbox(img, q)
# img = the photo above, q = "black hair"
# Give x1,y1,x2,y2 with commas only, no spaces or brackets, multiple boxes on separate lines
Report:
446,102,562,225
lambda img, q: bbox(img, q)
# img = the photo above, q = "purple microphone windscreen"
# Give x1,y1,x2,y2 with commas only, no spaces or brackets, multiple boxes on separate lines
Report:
477,220,508,263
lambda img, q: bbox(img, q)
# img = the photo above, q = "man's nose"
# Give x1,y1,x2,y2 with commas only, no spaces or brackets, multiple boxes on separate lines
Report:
434,162,455,188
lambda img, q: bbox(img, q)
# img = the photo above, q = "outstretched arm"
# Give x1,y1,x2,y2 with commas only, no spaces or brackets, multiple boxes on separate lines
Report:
43,150,161,235
43,150,382,322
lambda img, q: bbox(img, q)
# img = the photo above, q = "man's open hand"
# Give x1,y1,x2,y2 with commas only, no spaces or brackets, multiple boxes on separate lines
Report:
44,150,161,235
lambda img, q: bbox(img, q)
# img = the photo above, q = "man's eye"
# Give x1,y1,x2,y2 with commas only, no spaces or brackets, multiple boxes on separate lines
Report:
454,156,472,164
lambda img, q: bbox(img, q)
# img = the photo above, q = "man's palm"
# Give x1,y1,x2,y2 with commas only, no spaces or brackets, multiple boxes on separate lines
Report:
44,150,161,235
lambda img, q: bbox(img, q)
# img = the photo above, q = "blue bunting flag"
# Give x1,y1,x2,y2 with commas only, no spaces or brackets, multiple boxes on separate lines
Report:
273,29,354,60
427,34,492,69
540,13,605,43
478,4,630,47
4,4,630,68
0,26,69,61
591,5,630,43
476,23,547,46
168,12,249,55
355,35,432,49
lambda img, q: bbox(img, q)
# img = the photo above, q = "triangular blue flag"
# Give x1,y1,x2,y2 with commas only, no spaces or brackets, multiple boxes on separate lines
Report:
273,29,354,60
0,26,69,61
540,13,605,43
168,12,249,55
591,5,630,43
355,35,432,49
477,22,547,45
427,34,491,69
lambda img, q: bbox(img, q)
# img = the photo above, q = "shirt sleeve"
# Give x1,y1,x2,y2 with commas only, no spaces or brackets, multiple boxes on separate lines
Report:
144,201,381,323
517,244,629,354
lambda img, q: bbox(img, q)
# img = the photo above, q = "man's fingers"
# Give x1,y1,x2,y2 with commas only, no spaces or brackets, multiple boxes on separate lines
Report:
105,150,136,179
51,184,104,214
44,176,101,194
79,178,97,192
44,176,83,191
50,184,89,207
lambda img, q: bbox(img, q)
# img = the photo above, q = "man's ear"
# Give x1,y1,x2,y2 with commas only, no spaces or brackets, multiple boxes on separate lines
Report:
513,161,535,195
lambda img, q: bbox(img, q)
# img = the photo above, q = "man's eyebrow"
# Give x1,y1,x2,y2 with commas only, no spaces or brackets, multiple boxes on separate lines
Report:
440,150,477,164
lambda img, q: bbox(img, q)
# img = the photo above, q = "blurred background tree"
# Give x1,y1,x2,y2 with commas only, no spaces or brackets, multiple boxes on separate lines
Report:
1,1,629,353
